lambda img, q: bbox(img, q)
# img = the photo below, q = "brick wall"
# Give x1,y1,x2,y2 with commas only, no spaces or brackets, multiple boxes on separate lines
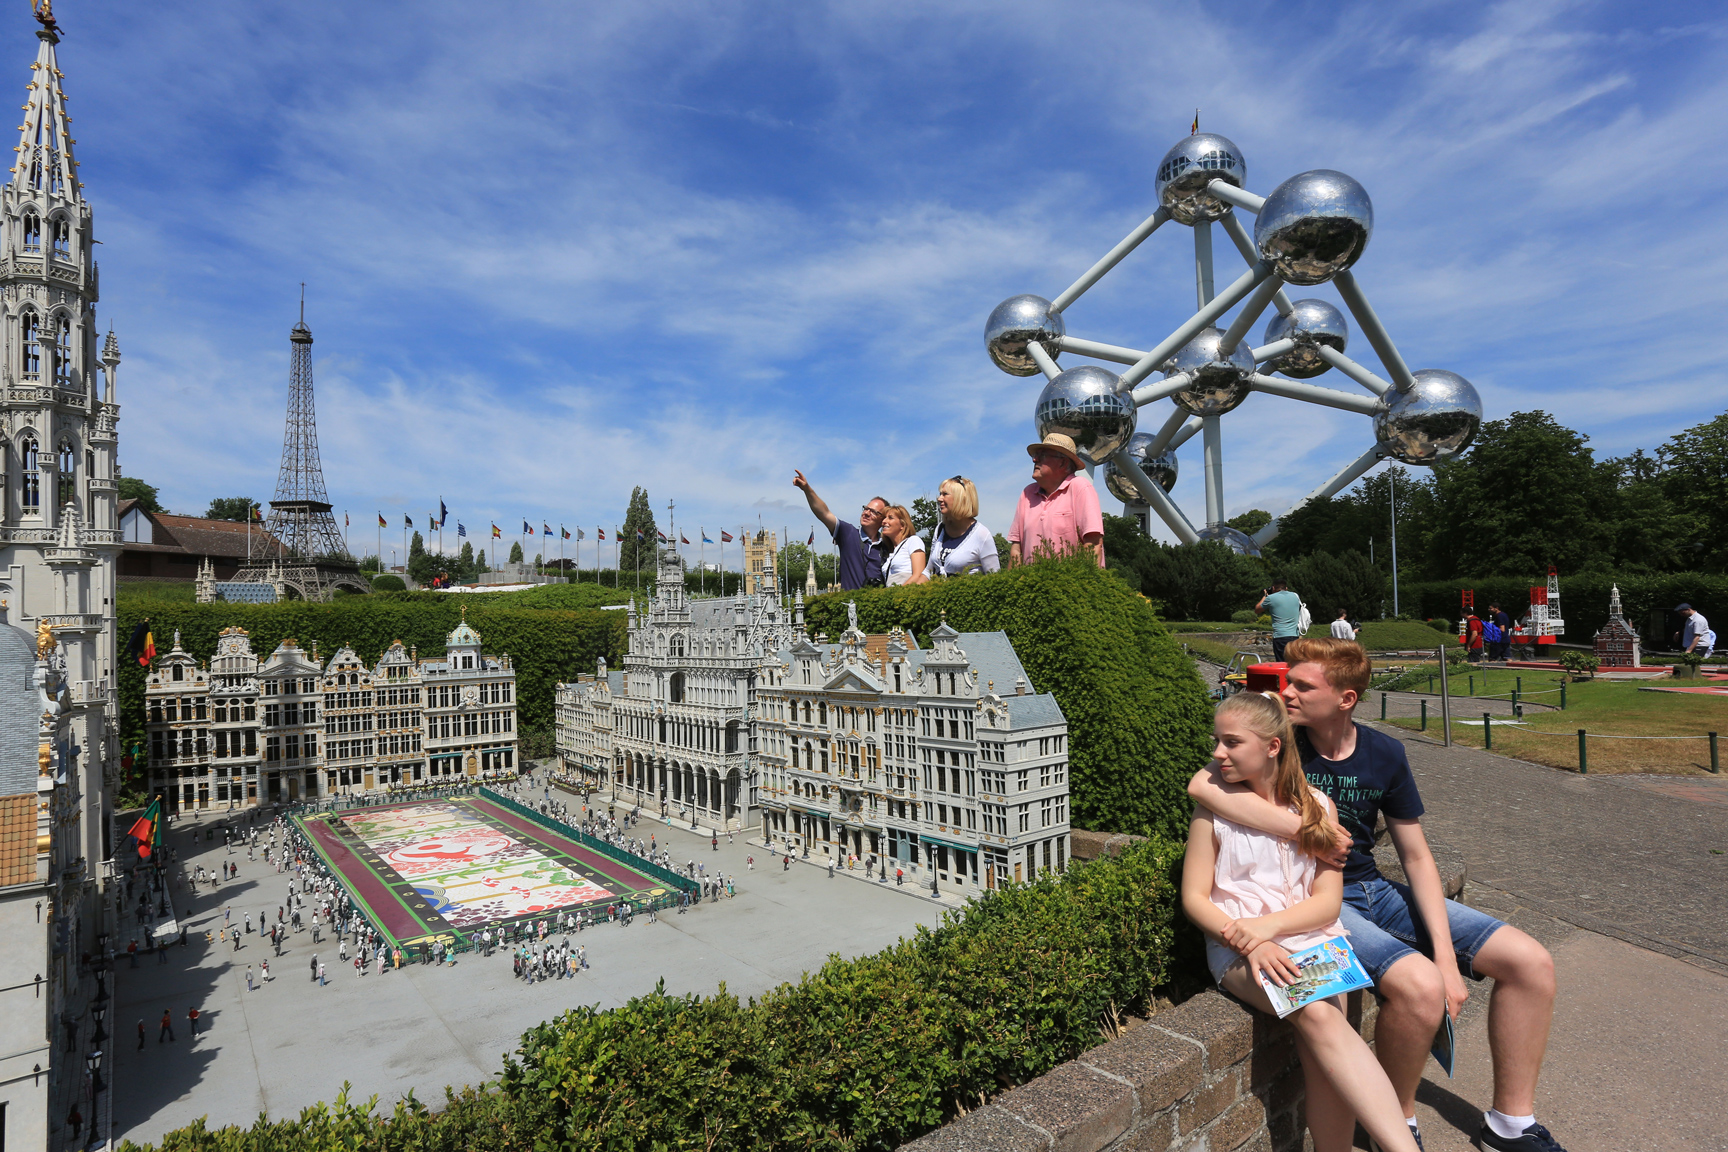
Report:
900,827,1464,1152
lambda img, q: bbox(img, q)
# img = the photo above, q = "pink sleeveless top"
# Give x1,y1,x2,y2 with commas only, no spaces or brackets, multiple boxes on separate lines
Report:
1205,789,1346,983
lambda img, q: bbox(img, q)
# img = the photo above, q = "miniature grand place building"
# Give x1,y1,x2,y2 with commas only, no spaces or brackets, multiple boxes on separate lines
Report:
144,615,518,810
556,549,1072,892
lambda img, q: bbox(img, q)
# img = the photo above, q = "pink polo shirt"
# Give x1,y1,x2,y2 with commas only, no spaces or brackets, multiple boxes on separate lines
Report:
1008,473,1105,565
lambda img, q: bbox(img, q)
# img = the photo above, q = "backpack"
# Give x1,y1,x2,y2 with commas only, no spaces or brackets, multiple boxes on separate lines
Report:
1297,601,1312,634
1483,620,1503,643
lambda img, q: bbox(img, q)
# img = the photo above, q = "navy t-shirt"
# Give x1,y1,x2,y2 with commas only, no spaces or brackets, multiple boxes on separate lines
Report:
832,521,887,590
1296,723,1424,884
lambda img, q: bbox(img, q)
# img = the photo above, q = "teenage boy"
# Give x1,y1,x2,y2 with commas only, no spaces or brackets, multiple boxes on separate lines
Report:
1189,637,1563,1152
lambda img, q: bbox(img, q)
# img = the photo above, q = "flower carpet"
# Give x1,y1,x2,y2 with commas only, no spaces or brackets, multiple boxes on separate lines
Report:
298,796,671,948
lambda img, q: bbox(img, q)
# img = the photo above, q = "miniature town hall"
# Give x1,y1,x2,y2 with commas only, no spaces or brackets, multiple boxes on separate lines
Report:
556,548,1072,891
143,614,519,810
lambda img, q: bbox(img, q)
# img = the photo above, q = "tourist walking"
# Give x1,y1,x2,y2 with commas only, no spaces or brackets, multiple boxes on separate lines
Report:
188,1006,200,1038
159,1010,175,1042
137,1018,145,1050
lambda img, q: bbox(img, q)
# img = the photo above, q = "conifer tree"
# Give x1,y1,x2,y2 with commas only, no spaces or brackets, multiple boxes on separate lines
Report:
620,487,659,572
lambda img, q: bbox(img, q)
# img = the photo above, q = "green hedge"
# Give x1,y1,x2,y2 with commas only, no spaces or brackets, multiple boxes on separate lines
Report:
1397,571,1726,644
802,555,1214,842
128,836,1183,1152
115,599,626,757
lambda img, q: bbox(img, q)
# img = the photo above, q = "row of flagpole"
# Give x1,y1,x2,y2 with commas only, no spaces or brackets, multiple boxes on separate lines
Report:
338,499,828,590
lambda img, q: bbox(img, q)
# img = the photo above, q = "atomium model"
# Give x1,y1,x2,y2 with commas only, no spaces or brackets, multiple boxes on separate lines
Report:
985,132,1482,556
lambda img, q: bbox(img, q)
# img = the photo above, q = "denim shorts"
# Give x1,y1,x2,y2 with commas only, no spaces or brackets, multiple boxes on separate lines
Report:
1339,876,1504,984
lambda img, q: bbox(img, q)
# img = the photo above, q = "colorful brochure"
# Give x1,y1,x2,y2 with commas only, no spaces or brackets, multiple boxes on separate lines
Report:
1257,936,1374,1018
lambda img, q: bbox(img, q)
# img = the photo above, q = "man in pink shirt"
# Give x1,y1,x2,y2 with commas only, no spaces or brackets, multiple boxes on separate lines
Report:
1008,433,1105,567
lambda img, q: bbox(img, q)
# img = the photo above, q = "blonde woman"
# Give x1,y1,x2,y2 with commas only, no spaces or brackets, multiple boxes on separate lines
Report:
880,505,926,586
924,476,999,579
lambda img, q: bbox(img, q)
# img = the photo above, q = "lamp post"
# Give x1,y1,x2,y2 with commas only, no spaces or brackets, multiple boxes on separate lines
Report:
90,1004,107,1047
85,1046,103,1101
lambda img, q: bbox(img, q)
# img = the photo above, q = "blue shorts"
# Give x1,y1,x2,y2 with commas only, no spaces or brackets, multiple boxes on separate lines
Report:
1339,876,1504,985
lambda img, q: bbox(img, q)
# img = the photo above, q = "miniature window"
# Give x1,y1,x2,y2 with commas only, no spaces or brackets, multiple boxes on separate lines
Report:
21,315,39,378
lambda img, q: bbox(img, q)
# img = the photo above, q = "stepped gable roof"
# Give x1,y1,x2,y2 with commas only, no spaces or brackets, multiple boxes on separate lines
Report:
120,500,286,560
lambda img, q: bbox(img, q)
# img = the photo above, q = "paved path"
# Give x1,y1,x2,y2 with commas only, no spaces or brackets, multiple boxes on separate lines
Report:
111,806,950,1148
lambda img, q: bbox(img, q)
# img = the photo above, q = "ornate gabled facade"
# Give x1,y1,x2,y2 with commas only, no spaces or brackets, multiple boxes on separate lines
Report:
0,10,120,1146
556,546,795,830
553,555,1073,892
144,616,517,810
1593,583,1641,668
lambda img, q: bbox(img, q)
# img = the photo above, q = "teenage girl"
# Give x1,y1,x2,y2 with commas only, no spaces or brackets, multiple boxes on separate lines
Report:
1181,692,1421,1152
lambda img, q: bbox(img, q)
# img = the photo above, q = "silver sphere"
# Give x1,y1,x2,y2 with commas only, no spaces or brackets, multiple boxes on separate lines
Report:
1155,133,1247,226
1261,298,1348,379
1164,326,1256,417
1197,524,1261,557
1374,369,1483,465
1034,365,1136,466
985,294,1065,377
1102,432,1179,503
1254,170,1373,285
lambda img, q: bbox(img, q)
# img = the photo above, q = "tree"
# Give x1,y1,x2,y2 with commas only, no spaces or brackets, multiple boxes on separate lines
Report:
1103,515,1266,620
1226,509,1272,537
1279,550,1385,623
118,477,162,513
508,541,524,564
204,497,256,522
1425,411,1614,578
407,531,439,585
619,487,658,572
1657,410,1728,570
911,496,939,541
457,541,477,582
359,553,381,574
777,542,814,588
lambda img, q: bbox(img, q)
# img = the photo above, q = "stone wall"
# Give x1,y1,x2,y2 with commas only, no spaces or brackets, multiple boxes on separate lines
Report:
899,827,1465,1152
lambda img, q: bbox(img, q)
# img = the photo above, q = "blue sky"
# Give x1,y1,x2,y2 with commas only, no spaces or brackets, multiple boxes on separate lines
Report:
30,0,1728,563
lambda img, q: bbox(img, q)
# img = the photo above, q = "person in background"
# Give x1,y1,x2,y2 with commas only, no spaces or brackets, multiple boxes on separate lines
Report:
922,476,999,579
1463,612,1485,664
1007,433,1104,567
793,471,888,590
880,505,927,586
1330,609,1357,641
1257,579,1303,663
1677,603,1715,659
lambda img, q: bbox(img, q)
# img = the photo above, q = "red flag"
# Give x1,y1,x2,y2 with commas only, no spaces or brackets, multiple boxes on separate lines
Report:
721,531,733,543
127,813,154,858
680,534,690,545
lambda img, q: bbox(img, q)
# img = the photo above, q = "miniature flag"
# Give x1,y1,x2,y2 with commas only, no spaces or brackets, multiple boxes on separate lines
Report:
721,530,733,543
561,527,571,540
125,621,155,667
597,528,606,541
457,522,467,538
440,499,448,525
127,796,162,860
681,534,690,545
344,512,350,528
522,520,532,535
576,528,584,541
543,523,552,536
702,531,713,544
404,514,413,529
492,524,502,539
378,512,388,527
251,505,263,523
636,529,645,541
807,528,815,545
1191,108,1199,134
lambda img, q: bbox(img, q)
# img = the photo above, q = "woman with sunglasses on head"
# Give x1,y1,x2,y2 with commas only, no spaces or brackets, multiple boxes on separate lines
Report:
918,476,999,581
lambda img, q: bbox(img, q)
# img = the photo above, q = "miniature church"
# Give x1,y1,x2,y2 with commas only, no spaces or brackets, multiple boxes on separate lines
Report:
1593,584,1640,668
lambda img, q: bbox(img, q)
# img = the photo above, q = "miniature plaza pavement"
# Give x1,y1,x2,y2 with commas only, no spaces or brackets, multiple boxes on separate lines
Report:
110,797,949,1146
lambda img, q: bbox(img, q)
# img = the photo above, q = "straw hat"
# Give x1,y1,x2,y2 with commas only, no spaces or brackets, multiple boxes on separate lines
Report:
1026,432,1086,471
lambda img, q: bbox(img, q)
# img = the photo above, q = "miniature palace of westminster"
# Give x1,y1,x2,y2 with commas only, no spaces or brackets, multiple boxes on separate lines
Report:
556,547,1073,893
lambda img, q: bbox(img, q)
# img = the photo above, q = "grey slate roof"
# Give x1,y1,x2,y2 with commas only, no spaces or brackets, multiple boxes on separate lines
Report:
213,582,279,604
607,670,625,693
0,624,41,797
1003,693,1065,731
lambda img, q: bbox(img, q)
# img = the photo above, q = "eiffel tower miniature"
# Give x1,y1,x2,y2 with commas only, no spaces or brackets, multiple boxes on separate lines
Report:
232,297,367,600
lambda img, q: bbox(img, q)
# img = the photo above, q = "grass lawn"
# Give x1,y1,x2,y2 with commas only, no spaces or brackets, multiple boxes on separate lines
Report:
1381,671,1727,775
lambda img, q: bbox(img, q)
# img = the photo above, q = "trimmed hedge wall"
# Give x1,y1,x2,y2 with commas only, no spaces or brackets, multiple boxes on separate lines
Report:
115,599,626,756
128,836,1183,1152
1398,571,1726,645
803,556,1214,843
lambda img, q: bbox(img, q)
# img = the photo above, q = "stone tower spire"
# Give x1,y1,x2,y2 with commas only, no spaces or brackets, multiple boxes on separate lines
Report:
11,2,80,204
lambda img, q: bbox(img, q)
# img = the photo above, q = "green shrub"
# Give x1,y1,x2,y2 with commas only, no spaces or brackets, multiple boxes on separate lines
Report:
128,837,1184,1152
804,555,1213,841
369,574,407,592
1558,650,1601,679
1230,609,1256,624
